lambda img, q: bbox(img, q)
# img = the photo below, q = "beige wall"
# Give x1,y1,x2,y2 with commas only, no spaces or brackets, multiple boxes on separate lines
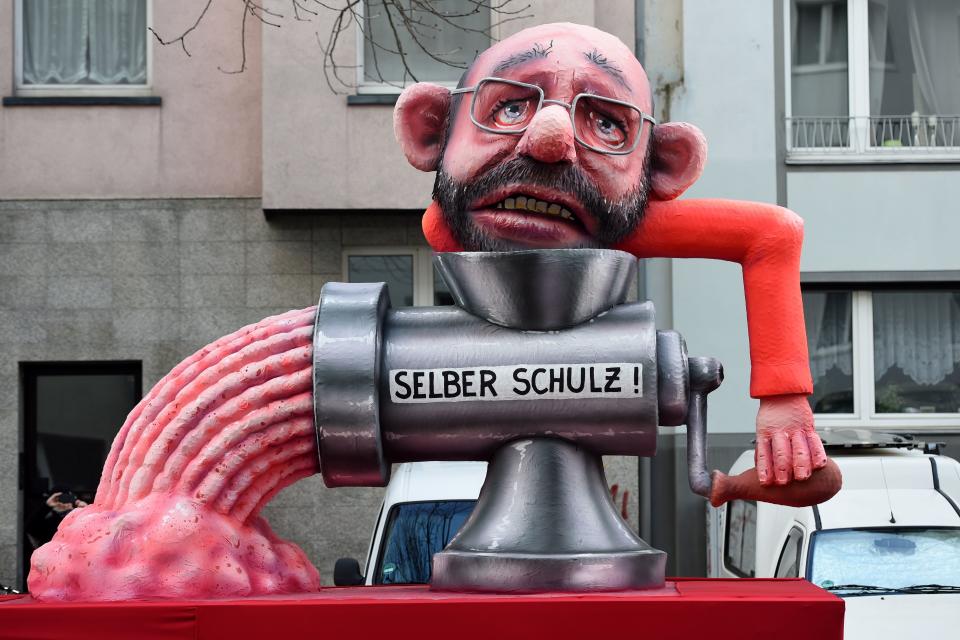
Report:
0,1,261,199
262,0,635,210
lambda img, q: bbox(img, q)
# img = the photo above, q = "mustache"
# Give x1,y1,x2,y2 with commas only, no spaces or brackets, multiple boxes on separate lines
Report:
435,156,610,220
433,155,648,249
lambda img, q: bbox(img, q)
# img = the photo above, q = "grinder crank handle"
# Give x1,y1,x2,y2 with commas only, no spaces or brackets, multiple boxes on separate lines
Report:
684,357,842,508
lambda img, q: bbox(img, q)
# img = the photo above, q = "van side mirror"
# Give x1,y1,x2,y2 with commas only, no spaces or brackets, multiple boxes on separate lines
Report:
333,558,365,586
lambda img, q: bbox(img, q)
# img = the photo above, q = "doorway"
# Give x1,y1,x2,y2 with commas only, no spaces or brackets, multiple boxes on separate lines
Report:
19,361,141,589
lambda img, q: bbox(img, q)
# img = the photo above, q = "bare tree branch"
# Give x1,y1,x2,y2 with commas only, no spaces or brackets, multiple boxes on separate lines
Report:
147,0,215,57
149,0,534,93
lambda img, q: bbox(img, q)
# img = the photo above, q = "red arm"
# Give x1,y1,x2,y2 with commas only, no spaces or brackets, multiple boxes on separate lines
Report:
614,198,812,398
424,199,829,489
423,198,814,399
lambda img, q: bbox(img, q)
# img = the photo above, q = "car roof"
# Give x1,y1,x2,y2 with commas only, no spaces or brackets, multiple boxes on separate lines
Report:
728,449,960,529
382,461,487,508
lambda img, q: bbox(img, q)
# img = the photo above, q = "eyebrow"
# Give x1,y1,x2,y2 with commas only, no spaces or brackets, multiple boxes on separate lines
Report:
583,49,630,91
492,40,554,73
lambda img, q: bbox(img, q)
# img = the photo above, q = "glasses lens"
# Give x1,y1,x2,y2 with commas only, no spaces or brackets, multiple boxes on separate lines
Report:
573,96,643,152
472,80,541,132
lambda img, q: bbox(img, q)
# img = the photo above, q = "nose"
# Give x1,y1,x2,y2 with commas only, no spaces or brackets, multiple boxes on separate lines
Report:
516,104,577,164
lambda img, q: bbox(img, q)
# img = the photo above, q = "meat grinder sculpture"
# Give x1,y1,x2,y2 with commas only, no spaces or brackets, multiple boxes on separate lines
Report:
28,23,841,601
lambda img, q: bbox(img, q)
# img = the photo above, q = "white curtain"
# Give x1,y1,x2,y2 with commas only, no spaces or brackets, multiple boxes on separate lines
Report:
23,0,147,85
873,292,960,385
804,292,854,380
905,0,960,116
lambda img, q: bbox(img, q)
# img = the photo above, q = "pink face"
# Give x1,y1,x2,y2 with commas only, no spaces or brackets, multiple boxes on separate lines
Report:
437,24,655,250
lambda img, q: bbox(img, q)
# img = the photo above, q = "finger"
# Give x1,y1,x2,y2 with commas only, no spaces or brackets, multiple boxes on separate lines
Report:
772,430,792,485
756,437,775,486
791,431,812,481
807,431,828,469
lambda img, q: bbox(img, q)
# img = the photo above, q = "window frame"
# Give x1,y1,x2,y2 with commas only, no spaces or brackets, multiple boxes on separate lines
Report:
14,0,155,98
775,525,806,578
806,286,960,429
353,0,495,94
783,0,960,164
342,246,438,306
723,499,758,578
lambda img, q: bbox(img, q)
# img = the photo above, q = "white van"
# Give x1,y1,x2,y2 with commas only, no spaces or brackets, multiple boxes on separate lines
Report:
707,430,960,639
333,461,487,586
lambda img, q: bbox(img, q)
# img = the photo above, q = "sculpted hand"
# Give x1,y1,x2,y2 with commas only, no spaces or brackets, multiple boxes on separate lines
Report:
755,394,827,486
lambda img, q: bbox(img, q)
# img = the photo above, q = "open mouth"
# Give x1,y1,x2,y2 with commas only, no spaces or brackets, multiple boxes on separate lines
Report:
492,196,579,224
469,187,595,248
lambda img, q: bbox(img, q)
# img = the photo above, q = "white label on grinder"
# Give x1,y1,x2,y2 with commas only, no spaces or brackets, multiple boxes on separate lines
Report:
388,363,642,404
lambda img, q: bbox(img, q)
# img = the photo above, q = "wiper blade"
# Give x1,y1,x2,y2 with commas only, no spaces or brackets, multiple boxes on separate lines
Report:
824,584,895,592
824,583,960,595
898,584,960,593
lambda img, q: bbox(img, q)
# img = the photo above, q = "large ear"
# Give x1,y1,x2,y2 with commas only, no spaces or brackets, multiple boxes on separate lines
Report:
649,122,707,200
393,83,451,172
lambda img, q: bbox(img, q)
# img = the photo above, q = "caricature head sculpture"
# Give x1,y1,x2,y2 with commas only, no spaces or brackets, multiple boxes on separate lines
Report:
394,22,707,251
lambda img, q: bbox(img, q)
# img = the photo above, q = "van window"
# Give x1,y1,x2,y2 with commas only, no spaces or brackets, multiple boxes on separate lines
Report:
775,526,804,578
375,500,475,584
724,500,757,577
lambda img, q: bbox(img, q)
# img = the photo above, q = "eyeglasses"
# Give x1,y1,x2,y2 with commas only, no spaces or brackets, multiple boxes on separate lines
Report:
451,77,656,156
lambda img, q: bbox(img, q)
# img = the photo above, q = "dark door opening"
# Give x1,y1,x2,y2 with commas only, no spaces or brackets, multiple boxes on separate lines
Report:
19,361,141,590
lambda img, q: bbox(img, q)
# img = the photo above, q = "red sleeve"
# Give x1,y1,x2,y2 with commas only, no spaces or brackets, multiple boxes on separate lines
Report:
422,198,813,398
423,202,463,252
614,198,813,398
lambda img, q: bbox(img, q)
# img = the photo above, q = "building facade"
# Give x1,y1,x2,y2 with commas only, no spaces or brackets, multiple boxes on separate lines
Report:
1,0,958,588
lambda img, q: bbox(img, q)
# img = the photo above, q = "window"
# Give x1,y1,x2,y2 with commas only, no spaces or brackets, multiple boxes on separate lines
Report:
775,526,805,578
15,0,151,96
344,247,454,306
20,361,141,587
724,500,758,577
358,1,491,92
807,528,960,590
804,288,960,427
785,0,960,161
374,500,475,584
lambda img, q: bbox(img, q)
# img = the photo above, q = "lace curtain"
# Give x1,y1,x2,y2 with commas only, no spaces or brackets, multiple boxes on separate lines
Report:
873,291,960,386
805,290,960,387
22,0,147,85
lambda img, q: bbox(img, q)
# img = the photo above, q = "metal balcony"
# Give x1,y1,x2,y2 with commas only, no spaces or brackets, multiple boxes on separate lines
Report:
785,115,960,163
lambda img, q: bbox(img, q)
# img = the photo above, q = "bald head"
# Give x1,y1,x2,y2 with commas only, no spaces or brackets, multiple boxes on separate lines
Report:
393,23,706,250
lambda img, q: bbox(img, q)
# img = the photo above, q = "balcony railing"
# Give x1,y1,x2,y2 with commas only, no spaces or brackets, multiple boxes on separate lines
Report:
786,115,960,162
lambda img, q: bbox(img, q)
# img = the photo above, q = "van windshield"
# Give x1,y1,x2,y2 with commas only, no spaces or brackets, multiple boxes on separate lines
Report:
808,528,960,593
375,500,476,584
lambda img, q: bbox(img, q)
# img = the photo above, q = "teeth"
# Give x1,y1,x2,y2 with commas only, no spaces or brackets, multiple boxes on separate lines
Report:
494,196,577,222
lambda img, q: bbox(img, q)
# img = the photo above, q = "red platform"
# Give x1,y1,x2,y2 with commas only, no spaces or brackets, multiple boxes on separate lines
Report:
0,579,843,640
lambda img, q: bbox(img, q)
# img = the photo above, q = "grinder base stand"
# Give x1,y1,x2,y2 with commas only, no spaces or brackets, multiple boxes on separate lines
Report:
431,437,666,592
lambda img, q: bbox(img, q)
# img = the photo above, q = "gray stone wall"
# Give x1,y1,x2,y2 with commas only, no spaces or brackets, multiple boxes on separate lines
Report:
0,198,426,588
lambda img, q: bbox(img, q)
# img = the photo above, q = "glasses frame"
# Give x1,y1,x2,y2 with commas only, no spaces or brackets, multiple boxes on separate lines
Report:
451,76,657,156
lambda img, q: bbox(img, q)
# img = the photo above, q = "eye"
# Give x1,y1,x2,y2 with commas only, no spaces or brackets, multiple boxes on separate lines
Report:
493,99,531,128
588,110,627,148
